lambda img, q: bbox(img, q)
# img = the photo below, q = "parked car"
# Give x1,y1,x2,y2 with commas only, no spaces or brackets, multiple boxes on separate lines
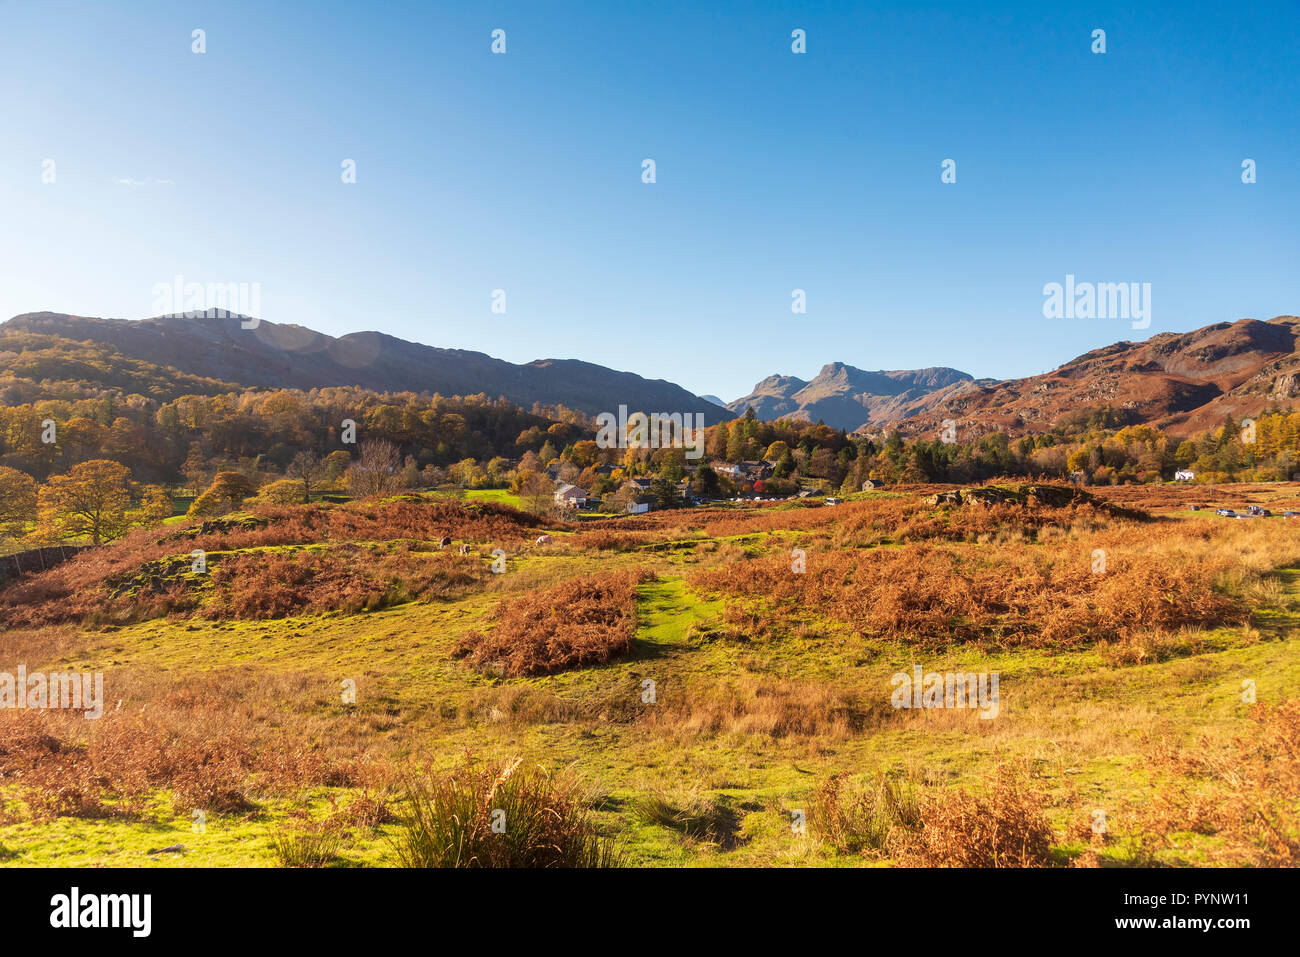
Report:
1247,505,1271,517
1188,504,1201,511
1215,508,1236,517
1285,511,1299,519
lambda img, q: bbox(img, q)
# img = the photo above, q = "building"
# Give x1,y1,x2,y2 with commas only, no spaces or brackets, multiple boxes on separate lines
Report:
1174,470,1195,482
713,460,776,483
554,483,587,508
626,494,656,515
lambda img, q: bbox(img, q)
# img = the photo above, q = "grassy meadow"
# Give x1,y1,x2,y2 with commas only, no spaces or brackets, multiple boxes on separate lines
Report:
1,482,1298,867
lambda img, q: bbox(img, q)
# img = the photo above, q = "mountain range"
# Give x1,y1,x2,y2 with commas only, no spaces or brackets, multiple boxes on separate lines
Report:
725,315,1300,437
2,311,730,421
4,311,1299,438
725,364,985,432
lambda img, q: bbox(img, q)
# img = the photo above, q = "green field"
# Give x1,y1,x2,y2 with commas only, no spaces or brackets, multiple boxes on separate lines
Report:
1,484,1297,867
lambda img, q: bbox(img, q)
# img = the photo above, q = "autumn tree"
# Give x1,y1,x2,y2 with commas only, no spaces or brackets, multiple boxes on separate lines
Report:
652,447,685,482
252,479,308,506
181,442,210,493
37,459,132,545
135,484,174,527
486,456,512,486
322,449,352,485
344,439,403,498
287,450,322,502
605,482,638,514
725,418,747,461
448,457,487,488
189,471,257,517
517,469,555,515
401,455,420,489
763,440,790,462
567,440,598,469
0,466,38,540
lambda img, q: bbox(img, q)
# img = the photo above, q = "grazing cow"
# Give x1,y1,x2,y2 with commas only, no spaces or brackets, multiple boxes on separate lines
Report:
459,543,470,556
439,536,452,548
535,534,552,545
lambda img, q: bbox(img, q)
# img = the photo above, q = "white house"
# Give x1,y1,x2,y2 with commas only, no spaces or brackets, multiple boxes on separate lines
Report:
554,483,587,508
1174,470,1195,482
626,493,656,514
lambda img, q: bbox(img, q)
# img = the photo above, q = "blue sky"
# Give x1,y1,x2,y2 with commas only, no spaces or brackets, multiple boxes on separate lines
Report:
1,0,1296,401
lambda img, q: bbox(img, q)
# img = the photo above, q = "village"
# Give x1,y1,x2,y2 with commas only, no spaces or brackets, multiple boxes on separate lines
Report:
542,456,855,515
546,455,842,514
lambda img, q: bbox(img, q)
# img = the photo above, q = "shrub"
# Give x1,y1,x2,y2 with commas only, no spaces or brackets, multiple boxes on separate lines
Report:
690,535,1245,649
894,766,1058,867
454,568,652,676
271,827,344,868
203,545,486,619
391,756,621,868
1149,700,1300,865
812,771,922,857
0,684,362,822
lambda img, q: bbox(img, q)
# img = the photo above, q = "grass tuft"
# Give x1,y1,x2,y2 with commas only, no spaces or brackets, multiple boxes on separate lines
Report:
391,756,621,868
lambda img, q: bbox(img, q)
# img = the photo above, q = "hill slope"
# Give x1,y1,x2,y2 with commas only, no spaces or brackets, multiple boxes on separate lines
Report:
729,315,1300,436
890,315,1300,438
2,312,732,420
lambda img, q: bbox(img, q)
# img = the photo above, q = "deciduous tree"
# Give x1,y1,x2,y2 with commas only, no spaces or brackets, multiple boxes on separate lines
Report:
345,439,403,499
0,466,38,540
37,459,132,545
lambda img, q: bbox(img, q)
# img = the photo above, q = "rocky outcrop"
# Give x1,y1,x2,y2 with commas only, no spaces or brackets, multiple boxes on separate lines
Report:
925,484,1084,508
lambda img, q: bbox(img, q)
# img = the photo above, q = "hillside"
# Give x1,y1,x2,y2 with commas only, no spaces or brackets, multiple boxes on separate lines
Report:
726,316,1300,437
0,329,245,403
726,363,976,431
2,312,732,421
890,316,1300,438
10,310,1300,440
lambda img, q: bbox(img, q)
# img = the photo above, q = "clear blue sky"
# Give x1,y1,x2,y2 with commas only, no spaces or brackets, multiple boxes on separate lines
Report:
1,0,1296,401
